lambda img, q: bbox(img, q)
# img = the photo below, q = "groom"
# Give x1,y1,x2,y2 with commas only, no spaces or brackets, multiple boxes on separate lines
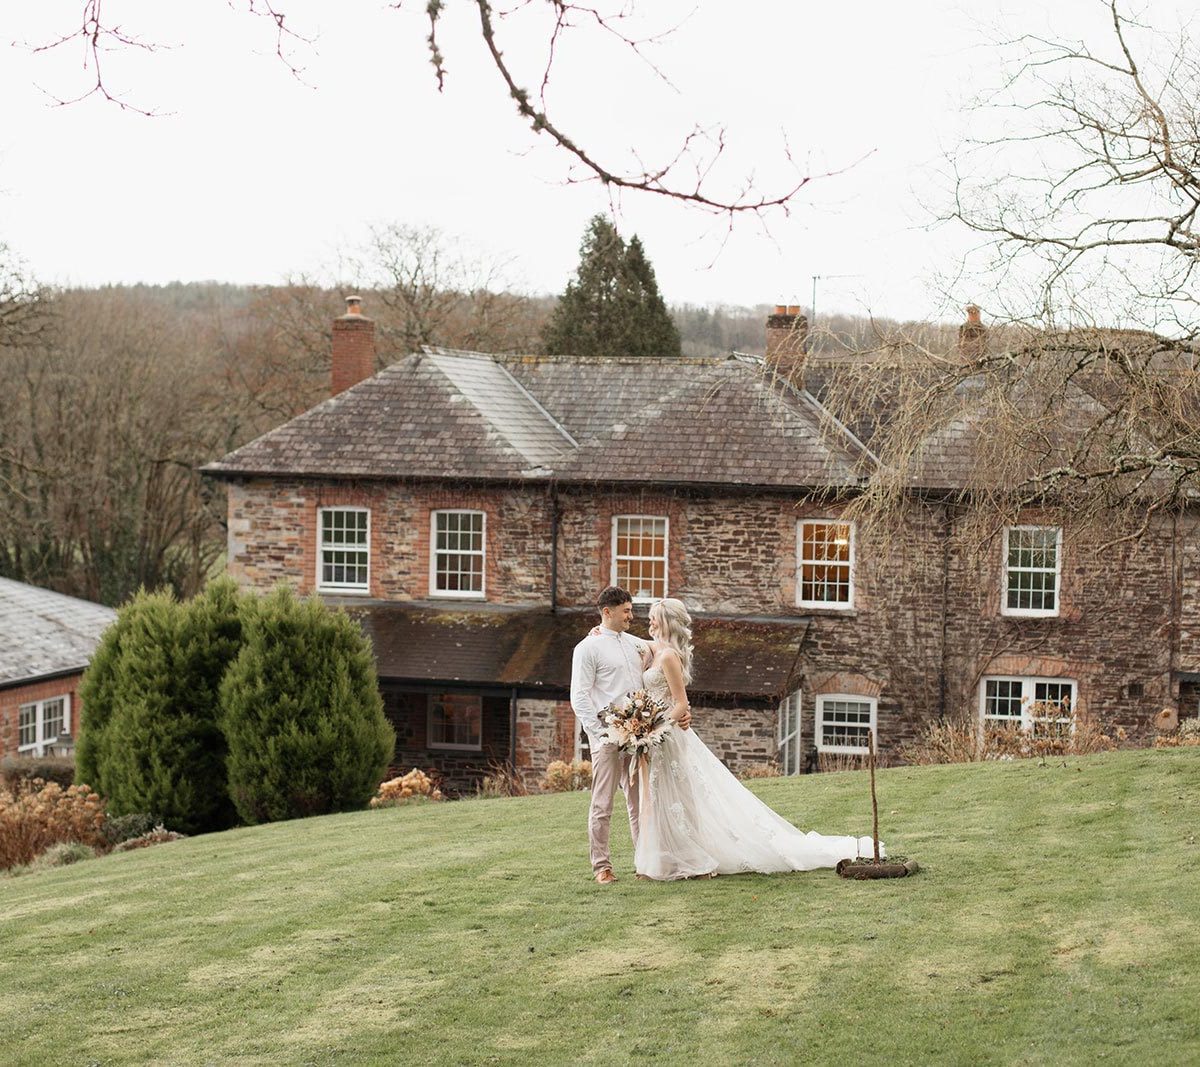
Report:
570,586,690,884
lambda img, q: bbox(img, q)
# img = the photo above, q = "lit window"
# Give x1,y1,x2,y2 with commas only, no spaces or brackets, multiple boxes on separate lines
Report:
1003,526,1061,616
17,695,71,756
815,695,875,754
431,511,486,598
428,693,483,750
317,508,370,592
612,516,668,602
982,677,1076,736
777,691,802,775
798,521,854,609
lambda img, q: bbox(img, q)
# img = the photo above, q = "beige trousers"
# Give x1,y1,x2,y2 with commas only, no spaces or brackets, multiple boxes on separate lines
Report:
589,743,640,873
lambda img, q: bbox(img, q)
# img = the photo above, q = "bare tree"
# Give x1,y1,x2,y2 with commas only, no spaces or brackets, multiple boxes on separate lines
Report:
26,2,822,218
808,3,1200,552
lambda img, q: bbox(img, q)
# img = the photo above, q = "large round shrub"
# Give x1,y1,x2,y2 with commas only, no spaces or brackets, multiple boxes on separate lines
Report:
219,587,394,824
76,602,136,792
77,580,245,834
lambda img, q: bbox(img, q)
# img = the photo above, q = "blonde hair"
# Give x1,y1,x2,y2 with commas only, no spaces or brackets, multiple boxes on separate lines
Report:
651,598,693,685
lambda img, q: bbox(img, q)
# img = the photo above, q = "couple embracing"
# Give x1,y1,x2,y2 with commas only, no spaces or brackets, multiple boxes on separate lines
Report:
570,586,877,884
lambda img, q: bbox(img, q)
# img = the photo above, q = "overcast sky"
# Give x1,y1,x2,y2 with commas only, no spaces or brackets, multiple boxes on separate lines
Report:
0,2,1192,321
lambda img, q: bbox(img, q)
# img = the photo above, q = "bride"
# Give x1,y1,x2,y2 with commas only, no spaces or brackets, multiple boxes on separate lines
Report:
630,598,879,881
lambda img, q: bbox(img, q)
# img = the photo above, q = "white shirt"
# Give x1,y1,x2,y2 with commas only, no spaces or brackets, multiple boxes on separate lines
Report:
570,626,649,744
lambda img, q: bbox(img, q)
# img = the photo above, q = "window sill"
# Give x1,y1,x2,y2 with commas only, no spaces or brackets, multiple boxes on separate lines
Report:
428,591,487,601
815,745,870,756
800,605,858,618
317,586,371,596
428,743,484,752
1000,610,1061,620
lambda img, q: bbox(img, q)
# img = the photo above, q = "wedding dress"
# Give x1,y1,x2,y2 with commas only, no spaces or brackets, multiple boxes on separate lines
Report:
634,666,881,881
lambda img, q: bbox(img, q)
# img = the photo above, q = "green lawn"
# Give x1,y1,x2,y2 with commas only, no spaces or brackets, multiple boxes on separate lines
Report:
3,749,1198,1065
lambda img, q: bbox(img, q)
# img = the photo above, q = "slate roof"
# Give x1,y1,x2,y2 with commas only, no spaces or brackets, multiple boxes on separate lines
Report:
346,601,806,699
0,578,117,688
204,350,872,489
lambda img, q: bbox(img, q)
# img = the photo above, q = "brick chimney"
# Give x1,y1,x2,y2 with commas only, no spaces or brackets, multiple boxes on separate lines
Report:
331,296,376,396
957,304,987,360
765,304,808,384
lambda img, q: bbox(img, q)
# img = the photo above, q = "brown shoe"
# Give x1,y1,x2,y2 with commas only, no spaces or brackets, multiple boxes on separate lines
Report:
595,868,617,885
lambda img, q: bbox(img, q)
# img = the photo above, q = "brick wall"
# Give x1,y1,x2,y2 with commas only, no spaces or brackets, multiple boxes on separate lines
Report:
0,674,84,759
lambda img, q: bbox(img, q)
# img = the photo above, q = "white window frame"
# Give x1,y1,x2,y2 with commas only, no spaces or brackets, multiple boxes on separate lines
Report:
573,722,592,765
796,519,856,611
429,510,487,600
316,506,371,594
777,690,803,775
427,693,484,751
610,515,670,603
17,694,72,757
979,676,1076,735
815,694,876,755
1001,525,1062,618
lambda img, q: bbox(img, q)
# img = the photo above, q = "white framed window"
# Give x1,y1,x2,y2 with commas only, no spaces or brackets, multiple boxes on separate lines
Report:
317,507,370,593
777,690,802,775
430,510,486,598
815,694,876,754
1002,526,1061,617
17,694,71,757
428,693,483,750
797,520,854,609
611,516,668,602
573,722,592,765
981,676,1076,737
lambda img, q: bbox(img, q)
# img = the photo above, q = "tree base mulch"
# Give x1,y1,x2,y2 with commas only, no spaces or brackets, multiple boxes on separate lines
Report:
836,856,919,880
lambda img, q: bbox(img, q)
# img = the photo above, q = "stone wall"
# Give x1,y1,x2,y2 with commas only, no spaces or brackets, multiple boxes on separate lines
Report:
221,474,1197,763
227,477,552,605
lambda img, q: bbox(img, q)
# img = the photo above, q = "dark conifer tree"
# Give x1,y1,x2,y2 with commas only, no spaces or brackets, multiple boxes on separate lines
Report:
542,215,680,357
219,587,394,824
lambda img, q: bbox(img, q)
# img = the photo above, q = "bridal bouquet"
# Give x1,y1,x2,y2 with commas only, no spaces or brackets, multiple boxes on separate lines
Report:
598,690,674,759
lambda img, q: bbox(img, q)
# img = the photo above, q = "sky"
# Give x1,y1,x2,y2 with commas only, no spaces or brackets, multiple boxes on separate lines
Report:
0,2,1193,322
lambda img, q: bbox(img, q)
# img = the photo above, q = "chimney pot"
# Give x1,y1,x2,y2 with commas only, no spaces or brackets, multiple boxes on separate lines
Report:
774,304,788,315
345,295,363,316
786,304,801,316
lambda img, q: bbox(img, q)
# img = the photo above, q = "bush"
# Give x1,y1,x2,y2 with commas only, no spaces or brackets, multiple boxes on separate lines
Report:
0,781,107,870
32,841,98,868
370,769,443,807
102,812,162,847
738,762,782,781
477,762,530,799
1154,718,1200,748
76,603,136,792
901,714,1123,765
86,581,244,835
540,759,593,792
220,587,395,823
113,825,186,852
0,755,75,790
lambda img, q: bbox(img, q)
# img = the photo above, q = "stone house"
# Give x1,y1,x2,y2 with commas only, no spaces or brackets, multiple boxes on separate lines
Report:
0,578,117,760
202,300,1200,791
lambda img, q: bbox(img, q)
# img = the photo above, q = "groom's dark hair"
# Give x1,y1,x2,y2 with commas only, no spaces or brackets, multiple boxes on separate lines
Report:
596,586,632,611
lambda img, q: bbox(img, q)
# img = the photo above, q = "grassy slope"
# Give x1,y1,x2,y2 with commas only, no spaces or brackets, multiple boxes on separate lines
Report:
2,749,1198,1066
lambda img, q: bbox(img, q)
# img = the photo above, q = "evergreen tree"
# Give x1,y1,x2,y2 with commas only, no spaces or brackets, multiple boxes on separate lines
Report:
623,235,682,358
542,215,681,357
219,587,394,824
78,580,245,833
76,603,136,791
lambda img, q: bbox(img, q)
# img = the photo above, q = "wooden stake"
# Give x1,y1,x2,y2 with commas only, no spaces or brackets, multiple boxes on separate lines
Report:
869,728,880,863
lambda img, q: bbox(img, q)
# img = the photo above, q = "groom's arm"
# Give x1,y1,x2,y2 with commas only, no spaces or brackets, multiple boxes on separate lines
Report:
570,642,606,741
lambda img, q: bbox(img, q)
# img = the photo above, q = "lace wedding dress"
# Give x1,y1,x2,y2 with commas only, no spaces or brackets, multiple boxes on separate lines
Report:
634,667,881,881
